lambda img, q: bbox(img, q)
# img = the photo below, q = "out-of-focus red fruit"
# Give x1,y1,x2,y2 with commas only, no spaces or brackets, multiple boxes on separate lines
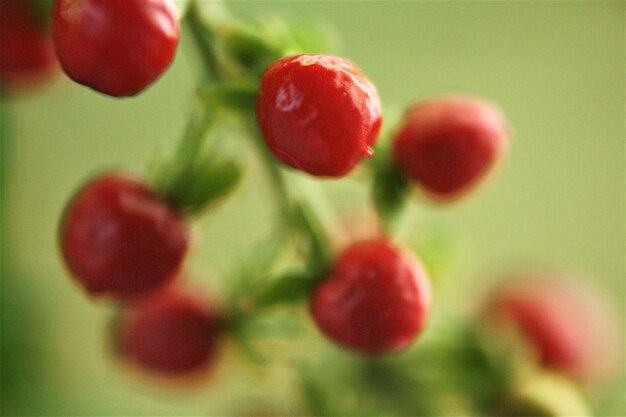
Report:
59,172,189,299
392,96,509,201
52,0,179,97
311,239,431,356
117,286,221,376
486,274,622,382
0,0,58,87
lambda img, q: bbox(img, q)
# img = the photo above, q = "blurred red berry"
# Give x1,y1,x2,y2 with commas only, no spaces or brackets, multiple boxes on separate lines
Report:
52,0,179,97
393,96,509,200
117,286,221,375
311,239,431,355
0,0,58,87
256,54,382,177
60,173,188,299
486,274,621,381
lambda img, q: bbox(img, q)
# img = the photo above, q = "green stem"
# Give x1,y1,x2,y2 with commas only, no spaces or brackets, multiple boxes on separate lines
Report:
151,104,213,198
254,142,284,196
185,0,220,82
177,106,213,167
187,0,332,270
181,0,333,318
242,118,332,275
245,121,291,209
153,1,224,198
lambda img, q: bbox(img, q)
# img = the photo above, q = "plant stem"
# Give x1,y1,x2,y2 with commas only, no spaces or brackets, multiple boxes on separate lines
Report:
244,119,291,209
178,0,333,310
154,1,223,197
186,0,332,269
179,106,213,166
185,0,220,82
242,116,332,274
151,95,215,200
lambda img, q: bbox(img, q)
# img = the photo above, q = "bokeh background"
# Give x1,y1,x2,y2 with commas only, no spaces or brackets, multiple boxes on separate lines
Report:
1,1,624,415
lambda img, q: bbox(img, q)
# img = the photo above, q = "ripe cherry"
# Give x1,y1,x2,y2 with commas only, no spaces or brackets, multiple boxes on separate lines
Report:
392,96,509,200
486,274,621,382
52,0,179,97
256,54,382,177
0,0,58,87
60,173,188,299
116,286,221,375
311,239,431,356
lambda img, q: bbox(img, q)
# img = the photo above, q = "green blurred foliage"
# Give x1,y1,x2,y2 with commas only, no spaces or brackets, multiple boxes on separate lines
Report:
1,1,624,416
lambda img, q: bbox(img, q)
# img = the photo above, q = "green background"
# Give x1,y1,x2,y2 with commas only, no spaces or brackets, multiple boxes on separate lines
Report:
1,1,624,415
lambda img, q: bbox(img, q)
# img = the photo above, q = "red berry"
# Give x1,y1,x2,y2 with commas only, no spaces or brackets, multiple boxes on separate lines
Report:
52,0,179,97
117,286,221,375
0,0,58,87
256,54,382,177
311,239,431,355
486,274,621,381
393,96,509,200
60,173,188,299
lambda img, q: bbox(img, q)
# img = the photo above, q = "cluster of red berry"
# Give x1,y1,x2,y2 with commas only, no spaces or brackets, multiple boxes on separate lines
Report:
2,0,619,413
45,0,510,374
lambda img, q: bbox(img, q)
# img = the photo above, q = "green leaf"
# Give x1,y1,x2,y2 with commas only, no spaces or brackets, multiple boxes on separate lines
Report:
201,78,260,114
252,269,317,309
254,15,300,56
285,16,341,55
165,158,243,214
220,14,338,77
220,22,283,75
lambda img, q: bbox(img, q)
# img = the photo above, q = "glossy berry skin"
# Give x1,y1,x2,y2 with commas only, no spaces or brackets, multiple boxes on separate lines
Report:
0,0,58,87
311,239,431,356
60,173,188,299
52,0,179,97
256,54,382,177
117,286,221,375
393,96,508,200
487,275,621,381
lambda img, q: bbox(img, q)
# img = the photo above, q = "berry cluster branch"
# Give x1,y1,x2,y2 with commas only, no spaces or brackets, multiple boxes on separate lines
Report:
171,1,335,305
3,0,619,415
